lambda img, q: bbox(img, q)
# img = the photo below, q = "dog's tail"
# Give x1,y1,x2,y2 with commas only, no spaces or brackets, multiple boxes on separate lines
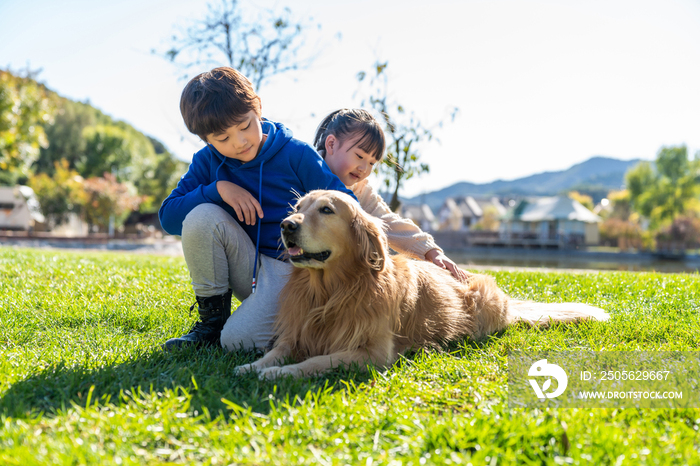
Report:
506,299,610,326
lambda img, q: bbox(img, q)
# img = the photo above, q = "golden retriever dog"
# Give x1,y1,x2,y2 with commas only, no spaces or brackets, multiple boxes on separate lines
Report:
236,190,609,378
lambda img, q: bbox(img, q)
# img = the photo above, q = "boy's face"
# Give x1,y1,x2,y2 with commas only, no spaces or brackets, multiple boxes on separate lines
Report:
324,134,377,187
206,110,264,162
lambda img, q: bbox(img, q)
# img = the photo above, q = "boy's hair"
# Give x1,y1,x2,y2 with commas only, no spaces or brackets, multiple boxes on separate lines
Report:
313,109,386,162
180,67,261,142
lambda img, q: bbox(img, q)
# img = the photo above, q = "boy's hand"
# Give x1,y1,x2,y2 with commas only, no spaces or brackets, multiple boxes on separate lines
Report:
425,248,469,282
217,180,264,225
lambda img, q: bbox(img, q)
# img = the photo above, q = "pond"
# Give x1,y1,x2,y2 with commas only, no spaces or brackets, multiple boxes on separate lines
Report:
445,248,700,274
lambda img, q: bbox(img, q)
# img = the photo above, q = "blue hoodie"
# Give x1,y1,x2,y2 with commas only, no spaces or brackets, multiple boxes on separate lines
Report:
159,119,355,259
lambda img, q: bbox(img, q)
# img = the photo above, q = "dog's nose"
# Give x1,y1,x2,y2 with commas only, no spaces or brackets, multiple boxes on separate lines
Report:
281,219,298,234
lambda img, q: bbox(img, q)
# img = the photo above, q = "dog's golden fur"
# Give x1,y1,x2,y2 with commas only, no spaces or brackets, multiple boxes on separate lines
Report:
236,190,609,378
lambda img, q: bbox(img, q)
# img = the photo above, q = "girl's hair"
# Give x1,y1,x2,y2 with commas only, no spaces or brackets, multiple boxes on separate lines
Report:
313,109,386,161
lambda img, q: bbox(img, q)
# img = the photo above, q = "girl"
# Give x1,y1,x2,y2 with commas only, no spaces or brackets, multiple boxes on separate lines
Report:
220,108,467,352
313,108,468,282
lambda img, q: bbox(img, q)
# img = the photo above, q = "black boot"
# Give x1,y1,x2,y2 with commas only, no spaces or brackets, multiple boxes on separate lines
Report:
163,290,232,350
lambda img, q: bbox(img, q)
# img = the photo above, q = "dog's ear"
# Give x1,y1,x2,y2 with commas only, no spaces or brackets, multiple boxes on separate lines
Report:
352,208,388,272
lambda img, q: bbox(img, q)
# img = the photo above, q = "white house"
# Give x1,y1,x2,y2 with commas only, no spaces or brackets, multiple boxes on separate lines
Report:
437,196,507,231
0,186,45,231
501,196,601,245
401,204,437,231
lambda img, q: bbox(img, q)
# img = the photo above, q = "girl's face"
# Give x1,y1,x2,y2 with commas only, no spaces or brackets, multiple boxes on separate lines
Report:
324,133,377,187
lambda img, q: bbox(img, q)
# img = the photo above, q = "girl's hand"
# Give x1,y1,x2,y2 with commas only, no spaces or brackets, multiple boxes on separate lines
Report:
425,248,469,282
217,180,264,225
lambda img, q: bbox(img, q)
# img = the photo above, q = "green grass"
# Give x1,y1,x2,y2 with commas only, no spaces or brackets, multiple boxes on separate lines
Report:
1,246,699,465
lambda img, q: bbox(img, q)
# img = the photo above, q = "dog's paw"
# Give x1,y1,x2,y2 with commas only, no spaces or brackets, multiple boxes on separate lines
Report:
258,365,296,380
234,363,258,375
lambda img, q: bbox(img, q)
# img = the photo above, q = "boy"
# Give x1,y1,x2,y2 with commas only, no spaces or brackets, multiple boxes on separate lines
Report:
159,67,354,350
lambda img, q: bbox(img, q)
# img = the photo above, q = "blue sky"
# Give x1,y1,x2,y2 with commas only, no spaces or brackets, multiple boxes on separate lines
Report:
1,0,699,197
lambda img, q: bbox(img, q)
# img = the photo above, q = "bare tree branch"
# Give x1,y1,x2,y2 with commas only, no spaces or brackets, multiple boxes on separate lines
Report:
356,61,459,211
155,0,322,90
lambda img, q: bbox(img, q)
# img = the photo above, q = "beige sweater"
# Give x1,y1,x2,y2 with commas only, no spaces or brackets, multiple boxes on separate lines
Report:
351,179,442,260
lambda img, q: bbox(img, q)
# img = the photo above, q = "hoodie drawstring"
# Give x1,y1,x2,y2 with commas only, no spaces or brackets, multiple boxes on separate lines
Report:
251,160,264,293
208,144,264,294
211,145,228,180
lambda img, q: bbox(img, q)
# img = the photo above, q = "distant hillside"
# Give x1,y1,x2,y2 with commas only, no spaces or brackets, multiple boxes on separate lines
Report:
0,68,189,213
403,156,642,211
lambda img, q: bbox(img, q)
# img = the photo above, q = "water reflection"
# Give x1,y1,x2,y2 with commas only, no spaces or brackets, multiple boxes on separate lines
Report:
446,250,700,274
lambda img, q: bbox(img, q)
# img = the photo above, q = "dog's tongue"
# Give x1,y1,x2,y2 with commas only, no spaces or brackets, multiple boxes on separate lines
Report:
288,246,303,256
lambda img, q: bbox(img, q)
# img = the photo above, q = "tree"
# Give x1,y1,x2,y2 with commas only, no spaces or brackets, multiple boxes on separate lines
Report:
27,159,86,228
357,61,458,212
137,137,189,213
626,145,700,230
0,69,56,185
656,215,700,251
82,173,142,232
34,97,110,176
599,218,645,251
158,0,321,90
603,189,634,221
597,189,655,251
472,205,501,231
34,96,186,214
75,123,185,213
567,191,594,211
78,124,136,179
0,69,184,220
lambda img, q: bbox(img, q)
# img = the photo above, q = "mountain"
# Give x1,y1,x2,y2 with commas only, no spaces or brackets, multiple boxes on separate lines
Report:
402,156,642,211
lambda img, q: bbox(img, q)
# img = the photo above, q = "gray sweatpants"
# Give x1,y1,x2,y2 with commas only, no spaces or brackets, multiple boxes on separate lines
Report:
181,204,292,351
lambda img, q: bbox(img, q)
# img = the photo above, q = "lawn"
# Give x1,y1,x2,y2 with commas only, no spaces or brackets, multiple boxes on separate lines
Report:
1,246,699,465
